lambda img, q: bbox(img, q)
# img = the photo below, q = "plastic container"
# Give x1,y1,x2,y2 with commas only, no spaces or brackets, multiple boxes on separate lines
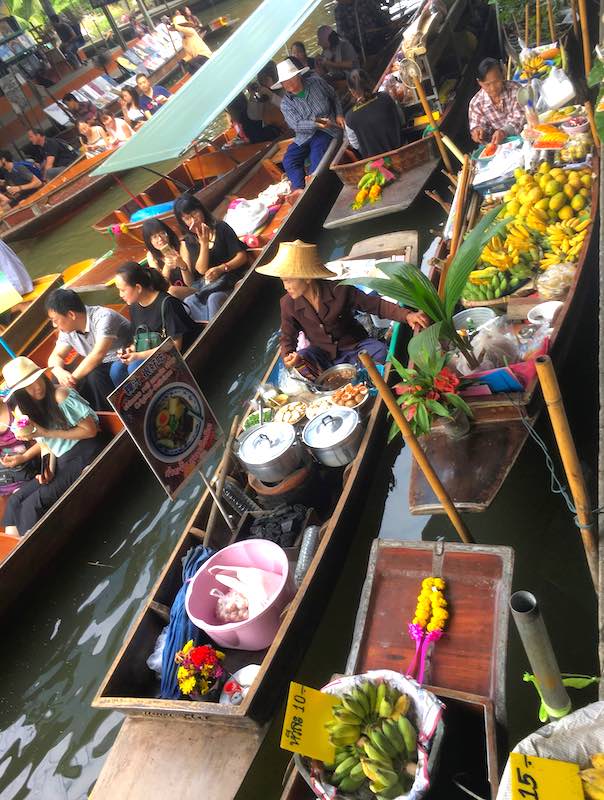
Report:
540,67,575,110
453,307,497,332
185,540,295,650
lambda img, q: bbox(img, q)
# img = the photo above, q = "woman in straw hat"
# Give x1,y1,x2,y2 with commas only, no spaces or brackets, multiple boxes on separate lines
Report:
2,357,103,537
257,240,429,373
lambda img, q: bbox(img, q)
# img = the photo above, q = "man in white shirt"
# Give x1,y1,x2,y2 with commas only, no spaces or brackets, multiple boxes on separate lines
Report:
45,289,130,411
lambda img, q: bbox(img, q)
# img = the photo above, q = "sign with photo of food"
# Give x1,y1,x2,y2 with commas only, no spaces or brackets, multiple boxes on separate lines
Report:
108,339,222,498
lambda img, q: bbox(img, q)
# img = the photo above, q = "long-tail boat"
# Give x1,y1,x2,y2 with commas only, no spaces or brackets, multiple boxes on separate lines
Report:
408,155,599,514
323,0,495,230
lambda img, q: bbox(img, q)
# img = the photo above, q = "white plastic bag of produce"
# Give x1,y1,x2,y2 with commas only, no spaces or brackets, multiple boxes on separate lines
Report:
496,701,604,800
294,670,444,800
536,262,576,299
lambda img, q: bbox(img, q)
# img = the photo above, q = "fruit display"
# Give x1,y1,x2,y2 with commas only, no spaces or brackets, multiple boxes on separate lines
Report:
581,753,604,799
352,158,396,210
515,47,561,81
323,679,419,798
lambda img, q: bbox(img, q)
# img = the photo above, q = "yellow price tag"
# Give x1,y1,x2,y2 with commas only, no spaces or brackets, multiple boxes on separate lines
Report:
510,753,583,799
280,682,341,763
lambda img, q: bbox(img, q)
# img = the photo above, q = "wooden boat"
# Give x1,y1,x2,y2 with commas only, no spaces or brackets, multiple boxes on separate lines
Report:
323,0,495,230
0,133,344,620
409,157,600,514
279,538,514,800
0,74,191,244
89,233,420,799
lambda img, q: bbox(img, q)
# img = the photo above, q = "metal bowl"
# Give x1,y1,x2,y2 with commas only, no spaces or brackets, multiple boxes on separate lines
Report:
316,364,359,392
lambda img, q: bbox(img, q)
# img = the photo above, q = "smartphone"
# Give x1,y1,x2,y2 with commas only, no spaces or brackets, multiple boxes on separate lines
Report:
41,453,50,476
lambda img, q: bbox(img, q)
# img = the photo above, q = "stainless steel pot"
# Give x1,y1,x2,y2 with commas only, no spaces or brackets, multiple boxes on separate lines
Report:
302,407,363,468
236,421,302,483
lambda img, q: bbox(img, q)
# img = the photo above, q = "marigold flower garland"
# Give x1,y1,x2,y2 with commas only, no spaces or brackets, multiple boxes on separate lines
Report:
407,577,449,684
175,640,226,699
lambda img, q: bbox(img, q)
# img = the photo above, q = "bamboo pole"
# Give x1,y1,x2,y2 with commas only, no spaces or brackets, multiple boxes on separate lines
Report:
439,155,471,297
441,134,465,165
535,356,598,589
535,0,541,46
412,75,453,173
577,0,592,75
569,0,579,38
545,0,555,44
585,100,601,148
359,351,474,545
524,3,529,45
204,414,240,546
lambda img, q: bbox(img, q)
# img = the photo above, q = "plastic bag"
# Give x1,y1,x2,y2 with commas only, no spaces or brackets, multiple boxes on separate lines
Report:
451,317,520,375
295,670,444,800
208,564,282,618
146,626,168,676
536,262,576,299
223,198,269,236
211,587,249,623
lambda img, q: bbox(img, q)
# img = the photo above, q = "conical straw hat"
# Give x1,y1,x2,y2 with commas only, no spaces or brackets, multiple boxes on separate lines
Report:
256,240,336,280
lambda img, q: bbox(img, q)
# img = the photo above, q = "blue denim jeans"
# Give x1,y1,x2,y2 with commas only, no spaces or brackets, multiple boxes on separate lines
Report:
109,358,144,387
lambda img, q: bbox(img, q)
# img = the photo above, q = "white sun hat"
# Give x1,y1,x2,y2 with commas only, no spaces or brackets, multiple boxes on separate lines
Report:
271,58,310,89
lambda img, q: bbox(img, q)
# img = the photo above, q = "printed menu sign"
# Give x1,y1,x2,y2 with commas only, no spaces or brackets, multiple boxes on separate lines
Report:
108,339,222,498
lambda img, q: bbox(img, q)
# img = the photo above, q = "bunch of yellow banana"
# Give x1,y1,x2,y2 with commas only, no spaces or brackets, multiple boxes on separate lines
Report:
545,218,590,262
505,222,537,254
581,754,604,799
480,243,516,270
522,54,545,76
525,206,548,233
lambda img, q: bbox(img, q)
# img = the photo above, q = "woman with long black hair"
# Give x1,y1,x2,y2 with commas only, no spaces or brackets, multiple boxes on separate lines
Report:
2,357,103,536
143,218,198,300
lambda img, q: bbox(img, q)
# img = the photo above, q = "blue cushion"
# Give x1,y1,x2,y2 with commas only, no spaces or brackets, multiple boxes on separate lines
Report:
130,200,175,223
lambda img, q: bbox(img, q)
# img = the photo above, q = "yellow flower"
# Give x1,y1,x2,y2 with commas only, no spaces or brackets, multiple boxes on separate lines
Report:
180,676,196,695
177,666,190,681
182,640,194,654
433,578,445,589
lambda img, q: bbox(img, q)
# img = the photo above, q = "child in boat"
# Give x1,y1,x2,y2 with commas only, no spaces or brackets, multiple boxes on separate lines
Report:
111,262,202,386
174,195,250,322
2,357,104,537
143,218,198,301
344,69,405,159
256,240,429,372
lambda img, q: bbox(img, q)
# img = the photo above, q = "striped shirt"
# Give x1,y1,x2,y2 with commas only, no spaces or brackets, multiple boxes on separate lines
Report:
468,81,525,138
281,73,343,146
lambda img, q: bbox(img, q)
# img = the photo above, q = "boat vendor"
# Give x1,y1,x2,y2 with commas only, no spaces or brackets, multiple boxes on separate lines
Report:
62,93,97,123
45,289,131,412
135,74,171,119
0,151,42,206
316,26,359,81
256,240,429,372
2,356,104,537
26,129,77,180
468,58,525,145
345,70,405,158
272,58,345,191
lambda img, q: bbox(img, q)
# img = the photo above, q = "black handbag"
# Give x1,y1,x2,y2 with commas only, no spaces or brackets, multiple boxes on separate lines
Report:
133,296,168,353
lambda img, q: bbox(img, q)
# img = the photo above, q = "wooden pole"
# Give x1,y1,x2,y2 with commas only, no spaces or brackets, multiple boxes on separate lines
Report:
358,351,474,545
585,100,601,148
569,0,580,38
204,415,240,545
545,0,556,43
412,75,453,174
535,356,598,589
577,0,592,75
524,3,529,45
439,155,471,297
535,0,541,46
441,134,465,165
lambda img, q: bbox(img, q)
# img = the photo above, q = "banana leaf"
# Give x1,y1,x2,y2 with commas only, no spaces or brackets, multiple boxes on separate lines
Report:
407,322,444,372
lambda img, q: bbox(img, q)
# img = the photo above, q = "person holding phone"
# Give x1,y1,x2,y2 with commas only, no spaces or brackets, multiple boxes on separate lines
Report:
2,357,104,537
143,218,198,300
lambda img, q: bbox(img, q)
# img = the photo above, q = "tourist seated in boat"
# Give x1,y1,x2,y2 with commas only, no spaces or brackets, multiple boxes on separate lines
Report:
226,93,282,144
290,42,316,70
135,74,171,119
25,129,77,181
2,356,104,537
62,93,97,123
99,112,135,146
334,0,391,56
171,10,212,70
272,58,344,191
315,26,359,81
77,121,112,158
45,289,131,412
257,240,429,372
0,151,42,206
143,218,198,301
0,398,39,505
345,70,405,159
111,262,203,385
468,58,525,145
174,195,250,321
119,87,146,129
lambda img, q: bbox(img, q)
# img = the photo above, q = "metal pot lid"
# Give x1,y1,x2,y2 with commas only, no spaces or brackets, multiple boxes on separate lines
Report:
303,407,359,448
239,421,295,464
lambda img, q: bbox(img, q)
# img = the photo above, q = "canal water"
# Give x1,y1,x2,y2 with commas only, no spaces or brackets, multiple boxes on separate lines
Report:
0,1,600,798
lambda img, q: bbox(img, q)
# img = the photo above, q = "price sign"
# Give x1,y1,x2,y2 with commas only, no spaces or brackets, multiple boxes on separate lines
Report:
280,682,341,763
510,754,583,799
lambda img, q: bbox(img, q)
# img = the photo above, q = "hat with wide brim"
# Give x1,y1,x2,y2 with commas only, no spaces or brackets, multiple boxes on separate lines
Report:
271,58,310,89
256,240,337,279
3,357,46,400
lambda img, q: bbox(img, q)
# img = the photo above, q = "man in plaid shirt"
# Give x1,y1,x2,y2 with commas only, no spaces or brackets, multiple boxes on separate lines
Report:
273,58,345,190
468,58,525,145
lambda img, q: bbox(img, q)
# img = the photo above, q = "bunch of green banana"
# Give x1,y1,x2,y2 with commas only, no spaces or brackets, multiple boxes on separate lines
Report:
357,169,385,191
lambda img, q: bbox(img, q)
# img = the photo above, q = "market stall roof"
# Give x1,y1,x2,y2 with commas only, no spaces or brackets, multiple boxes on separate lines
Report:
92,0,323,175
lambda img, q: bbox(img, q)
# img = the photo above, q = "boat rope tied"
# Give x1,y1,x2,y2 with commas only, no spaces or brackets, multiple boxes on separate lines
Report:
523,672,598,722
159,544,215,699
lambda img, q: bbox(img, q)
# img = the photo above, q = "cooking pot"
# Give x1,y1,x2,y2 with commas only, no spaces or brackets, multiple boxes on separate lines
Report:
237,421,302,483
316,364,358,392
302,407,363,468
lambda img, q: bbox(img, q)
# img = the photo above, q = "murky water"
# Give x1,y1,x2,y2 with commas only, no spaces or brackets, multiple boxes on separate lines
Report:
0,1,599,797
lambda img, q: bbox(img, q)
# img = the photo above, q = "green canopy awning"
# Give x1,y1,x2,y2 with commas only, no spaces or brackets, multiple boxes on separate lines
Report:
92,0,323,175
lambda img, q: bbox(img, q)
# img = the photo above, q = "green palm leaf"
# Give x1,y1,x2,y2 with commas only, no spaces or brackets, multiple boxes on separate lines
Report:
341,276,422,310
407,322,443,371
